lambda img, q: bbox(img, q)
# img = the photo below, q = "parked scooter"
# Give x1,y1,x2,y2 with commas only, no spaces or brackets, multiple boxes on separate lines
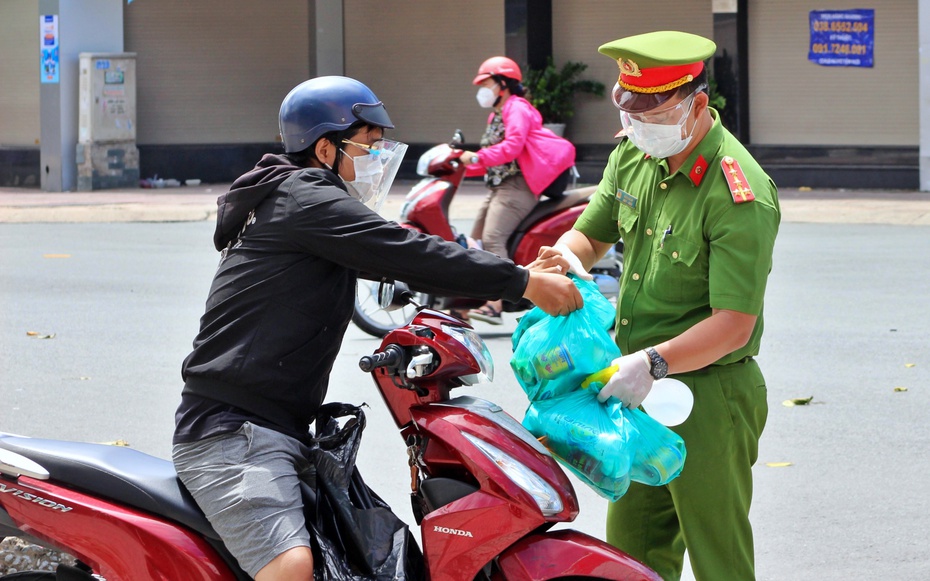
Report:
352,130,622,337
0,284,659,581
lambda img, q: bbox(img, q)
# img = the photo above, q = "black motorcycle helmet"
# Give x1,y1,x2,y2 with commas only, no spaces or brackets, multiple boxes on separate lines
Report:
278,76,394,153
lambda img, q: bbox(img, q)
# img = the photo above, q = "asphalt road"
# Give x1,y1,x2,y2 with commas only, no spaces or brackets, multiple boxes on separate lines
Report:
1,219,929,580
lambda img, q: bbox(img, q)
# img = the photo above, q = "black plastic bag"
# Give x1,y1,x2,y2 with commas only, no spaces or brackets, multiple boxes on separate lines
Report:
306,402,424,581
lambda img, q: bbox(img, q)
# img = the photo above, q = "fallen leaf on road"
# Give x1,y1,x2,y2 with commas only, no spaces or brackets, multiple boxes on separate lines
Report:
782,396,814,407
766,462,793,468
904,363,916,368
894,387,908,392
26,331,56,339
42,254,71,259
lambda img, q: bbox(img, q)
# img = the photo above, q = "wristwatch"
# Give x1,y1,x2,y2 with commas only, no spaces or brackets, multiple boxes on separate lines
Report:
468,154,479,165
644,347,668,380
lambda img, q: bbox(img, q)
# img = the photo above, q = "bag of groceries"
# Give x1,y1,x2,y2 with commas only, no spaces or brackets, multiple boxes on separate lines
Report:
512,276,686,500
510,275,619,402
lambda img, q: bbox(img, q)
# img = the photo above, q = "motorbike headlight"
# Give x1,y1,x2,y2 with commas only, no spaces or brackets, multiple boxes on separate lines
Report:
463,433,563,516
416,144,452,176
442,324,493,384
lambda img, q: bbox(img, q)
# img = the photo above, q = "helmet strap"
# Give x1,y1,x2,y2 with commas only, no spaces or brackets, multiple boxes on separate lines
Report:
490,76,512,107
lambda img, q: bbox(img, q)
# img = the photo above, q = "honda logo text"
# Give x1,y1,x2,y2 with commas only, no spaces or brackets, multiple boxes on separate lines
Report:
433,525,473,537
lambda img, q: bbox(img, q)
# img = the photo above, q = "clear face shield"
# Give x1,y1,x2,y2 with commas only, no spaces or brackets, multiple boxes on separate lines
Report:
341,138,408,213
615,85,706,159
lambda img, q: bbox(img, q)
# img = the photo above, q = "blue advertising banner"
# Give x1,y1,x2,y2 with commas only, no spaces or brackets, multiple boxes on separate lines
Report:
40,14,60,83
809,9,874,67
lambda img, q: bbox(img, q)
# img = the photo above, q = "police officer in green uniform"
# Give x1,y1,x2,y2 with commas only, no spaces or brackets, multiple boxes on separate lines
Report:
546,31,780,580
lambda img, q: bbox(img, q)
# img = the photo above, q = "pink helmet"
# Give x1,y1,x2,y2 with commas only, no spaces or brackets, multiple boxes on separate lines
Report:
472,56,523,85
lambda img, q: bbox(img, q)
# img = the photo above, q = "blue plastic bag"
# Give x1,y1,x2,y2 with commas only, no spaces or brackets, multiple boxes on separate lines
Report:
521,384,686,499
627,409,686,486
511,275,616,351
580,369,686,487
510,276,620,401
512,276,687,499
522,386,636,501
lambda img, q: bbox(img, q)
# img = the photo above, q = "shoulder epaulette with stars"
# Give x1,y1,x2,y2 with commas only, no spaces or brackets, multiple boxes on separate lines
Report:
721,156,755,204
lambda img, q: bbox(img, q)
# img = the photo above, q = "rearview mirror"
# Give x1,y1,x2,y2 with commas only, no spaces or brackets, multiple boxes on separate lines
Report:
377,280,416,311
377,281,395,309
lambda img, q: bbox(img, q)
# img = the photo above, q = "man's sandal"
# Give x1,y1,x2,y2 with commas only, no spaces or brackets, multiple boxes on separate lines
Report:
468,304,503,325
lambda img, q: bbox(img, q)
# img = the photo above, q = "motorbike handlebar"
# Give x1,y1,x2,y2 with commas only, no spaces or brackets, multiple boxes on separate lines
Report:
358,344,404,373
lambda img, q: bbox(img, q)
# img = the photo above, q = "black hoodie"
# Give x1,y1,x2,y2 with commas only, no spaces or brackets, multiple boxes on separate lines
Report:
176,154,528,442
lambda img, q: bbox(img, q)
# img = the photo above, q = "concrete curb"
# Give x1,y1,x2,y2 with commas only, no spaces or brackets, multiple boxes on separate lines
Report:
0,204,218,224
779,197,930,225
2,182,930,226
0,186,223,224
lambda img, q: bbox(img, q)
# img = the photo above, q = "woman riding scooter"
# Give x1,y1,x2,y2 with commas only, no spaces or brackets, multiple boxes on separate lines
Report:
459,56,576,325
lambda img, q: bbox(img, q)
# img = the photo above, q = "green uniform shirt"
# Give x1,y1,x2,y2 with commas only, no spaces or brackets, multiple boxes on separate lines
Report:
575,109,780,365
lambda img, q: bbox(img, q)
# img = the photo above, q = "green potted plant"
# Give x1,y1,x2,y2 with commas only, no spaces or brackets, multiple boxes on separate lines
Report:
524,58,606,135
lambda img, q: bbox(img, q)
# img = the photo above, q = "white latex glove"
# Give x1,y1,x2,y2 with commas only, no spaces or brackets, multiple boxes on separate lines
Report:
552,243,593,281
597,350,654,407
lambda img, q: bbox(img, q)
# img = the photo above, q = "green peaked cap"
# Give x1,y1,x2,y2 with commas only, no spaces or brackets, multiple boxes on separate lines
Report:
598,30,716,67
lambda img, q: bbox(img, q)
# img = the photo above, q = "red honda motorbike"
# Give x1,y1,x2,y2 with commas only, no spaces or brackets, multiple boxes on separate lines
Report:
352,131,622,337
359,283,658,580
0,285,658,581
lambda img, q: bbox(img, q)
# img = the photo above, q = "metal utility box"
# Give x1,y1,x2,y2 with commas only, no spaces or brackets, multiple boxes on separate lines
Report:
76,52,139,190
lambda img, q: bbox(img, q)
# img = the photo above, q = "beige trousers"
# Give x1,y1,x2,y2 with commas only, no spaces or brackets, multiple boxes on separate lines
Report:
470,175,538,259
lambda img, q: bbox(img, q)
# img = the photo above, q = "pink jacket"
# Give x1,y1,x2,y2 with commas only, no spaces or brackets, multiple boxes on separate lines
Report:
465,96,576,196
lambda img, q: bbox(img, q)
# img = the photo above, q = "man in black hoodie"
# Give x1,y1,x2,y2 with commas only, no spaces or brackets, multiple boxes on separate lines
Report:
172,76,582,581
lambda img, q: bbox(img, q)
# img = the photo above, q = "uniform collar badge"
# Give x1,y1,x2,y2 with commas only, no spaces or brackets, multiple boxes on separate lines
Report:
689,154,708,186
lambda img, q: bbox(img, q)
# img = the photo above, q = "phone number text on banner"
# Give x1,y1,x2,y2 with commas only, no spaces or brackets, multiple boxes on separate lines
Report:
808,9,874,67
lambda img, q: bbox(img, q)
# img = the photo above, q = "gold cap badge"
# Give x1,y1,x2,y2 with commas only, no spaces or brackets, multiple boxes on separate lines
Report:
618,58,642,77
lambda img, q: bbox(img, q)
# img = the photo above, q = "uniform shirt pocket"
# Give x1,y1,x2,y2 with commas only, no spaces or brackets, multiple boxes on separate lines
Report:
647,236,708,303
616,204,639,236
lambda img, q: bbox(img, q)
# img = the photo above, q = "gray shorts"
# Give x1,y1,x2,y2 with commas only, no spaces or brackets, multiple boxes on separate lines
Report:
173,422,316,578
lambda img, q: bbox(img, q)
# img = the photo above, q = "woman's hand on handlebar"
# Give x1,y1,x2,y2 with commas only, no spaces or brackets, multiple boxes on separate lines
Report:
523,271,583,317
458,150,479,166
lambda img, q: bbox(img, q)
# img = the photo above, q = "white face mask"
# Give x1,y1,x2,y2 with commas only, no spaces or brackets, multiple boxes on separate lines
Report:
343,150,384,205
620,91,699,159
476,86,498,108
337,139,408,212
